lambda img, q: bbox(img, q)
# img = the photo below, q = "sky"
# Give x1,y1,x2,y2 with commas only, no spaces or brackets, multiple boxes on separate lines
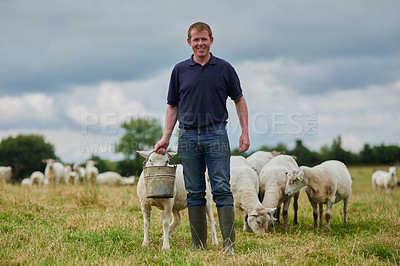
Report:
1,0,399,164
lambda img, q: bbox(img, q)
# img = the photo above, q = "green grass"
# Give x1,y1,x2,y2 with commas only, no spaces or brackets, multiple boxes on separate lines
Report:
0,166,399,265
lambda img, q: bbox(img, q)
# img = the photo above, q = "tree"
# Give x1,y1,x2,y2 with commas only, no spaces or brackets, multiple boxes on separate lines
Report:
0,134,57,182
321,136,359,164
372,144,400,165
115,117,163,159
360,144,375,164
115,117,163,176
290,139,320,166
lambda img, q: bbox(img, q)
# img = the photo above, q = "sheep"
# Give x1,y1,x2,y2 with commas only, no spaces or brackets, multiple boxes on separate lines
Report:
30,171,45,185
246,151,273,174
230,164,276,234
285,160,352,231
258,155,301,229
122,176,136,185
0,166,12,184
21,171,46,186
63,164,75,184
85,160,99,185
137,151,218,251
97,171,135,186
230,155,249,168
21,177,32,186
73,163,86,184
43,159,65,185
372,166,397,193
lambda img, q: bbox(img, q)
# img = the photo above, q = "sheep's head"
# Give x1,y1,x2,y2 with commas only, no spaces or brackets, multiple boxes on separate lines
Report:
285,168,305,197
42,159,53,164
389,166,397,175
247,207,277,234
86,160,97,167
42,159,57,169
137,151,177,167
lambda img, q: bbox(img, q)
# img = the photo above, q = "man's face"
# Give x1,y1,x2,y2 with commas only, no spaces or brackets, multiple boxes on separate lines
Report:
187,29,213,60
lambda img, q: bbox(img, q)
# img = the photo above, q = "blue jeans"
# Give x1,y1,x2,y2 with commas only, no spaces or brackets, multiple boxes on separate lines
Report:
178,123,233,208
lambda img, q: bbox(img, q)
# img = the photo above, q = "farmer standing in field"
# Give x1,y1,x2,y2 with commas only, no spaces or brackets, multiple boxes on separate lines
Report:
154,22,250,255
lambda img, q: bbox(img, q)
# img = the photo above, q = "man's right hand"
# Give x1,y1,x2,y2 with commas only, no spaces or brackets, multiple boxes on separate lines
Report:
153,138,169,154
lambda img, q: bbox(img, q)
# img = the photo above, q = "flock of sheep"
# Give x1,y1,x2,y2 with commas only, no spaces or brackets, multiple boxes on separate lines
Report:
0,159,135,187
0,151,398,251
136,150,398,250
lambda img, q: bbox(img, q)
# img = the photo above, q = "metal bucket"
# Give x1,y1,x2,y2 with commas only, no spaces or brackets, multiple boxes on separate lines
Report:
143,165,176,198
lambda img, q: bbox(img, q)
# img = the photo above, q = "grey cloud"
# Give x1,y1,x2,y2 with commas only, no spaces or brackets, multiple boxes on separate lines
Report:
1,0,399,96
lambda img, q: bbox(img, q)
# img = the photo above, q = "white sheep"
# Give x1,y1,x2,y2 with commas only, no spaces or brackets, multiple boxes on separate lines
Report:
85,160,99,185
230,164,276,234
73,163,86,184
21,177,32,186
0,166,12,184
137,151,218,251
30,171,45,185
97,171,135,186
246,151,273,174
285,160,352,231
122,176,136,185
230,155,249,168
63,164,75,184
43,159,65,185
258,155,301,229
372,167,397,193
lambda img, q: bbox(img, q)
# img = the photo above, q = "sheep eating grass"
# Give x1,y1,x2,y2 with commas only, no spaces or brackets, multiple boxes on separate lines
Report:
230,164,276,234
259,155,301,229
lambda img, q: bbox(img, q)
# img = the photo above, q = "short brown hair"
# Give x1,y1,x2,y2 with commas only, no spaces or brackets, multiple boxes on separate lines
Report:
187,22,213,40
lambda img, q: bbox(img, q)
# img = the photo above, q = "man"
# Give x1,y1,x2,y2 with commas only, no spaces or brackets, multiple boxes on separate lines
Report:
154,22,249,255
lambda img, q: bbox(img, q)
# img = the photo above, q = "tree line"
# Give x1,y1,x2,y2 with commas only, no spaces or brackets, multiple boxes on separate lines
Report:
242,137,400,167
1,118,399,183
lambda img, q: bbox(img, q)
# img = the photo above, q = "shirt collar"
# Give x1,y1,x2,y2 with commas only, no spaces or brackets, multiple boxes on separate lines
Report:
189,53,216,66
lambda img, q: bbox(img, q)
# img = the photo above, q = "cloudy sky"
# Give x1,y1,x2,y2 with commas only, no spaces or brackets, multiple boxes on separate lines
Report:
1,0,399,163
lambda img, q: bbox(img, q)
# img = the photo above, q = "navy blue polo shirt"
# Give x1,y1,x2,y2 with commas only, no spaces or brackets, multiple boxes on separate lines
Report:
167,54,243,129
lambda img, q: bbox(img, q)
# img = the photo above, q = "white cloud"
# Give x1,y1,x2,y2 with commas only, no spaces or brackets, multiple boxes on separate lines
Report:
230,59,400,152
0,128,124,164
0,93,57,125
63,72,170,131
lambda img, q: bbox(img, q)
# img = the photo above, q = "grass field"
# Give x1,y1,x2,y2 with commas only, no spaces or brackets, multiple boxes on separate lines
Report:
1,166,399,265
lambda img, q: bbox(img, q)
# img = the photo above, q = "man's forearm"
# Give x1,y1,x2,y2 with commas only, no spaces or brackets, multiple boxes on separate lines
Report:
162,105,178,140
235,97,249,134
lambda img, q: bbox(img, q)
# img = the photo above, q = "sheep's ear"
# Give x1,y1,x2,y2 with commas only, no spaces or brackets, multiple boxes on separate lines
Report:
137,151,151,158
298,174,304,181
167,152,177,159
249,210,258,217
265,207,276,213
268,214,277,221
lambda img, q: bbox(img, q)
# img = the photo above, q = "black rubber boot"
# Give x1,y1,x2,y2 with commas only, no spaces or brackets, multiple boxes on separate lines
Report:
188,206,207,250
217,206,235,256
